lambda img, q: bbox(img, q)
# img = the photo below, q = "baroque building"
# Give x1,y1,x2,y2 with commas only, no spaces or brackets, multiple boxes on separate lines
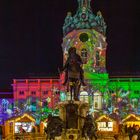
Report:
1,0,140,123
62,0,107,109
61,0,140,117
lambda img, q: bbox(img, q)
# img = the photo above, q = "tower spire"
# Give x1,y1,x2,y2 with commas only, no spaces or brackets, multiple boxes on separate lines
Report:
78,0,91,9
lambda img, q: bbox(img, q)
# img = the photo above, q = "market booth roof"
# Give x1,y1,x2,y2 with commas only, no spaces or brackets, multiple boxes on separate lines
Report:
7,113,35,122
96,115,115,122
122,114,140,127
95,114,119,135
4,113,36,138
122,114,140,122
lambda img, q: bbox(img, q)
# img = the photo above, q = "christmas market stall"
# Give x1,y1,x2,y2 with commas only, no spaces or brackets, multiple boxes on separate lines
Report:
95,115,119,137
4,113,44,137
122,114,140,127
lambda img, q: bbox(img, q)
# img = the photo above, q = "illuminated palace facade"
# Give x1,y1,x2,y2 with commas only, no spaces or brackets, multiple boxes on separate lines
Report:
61,0,140,117
1,0,140,122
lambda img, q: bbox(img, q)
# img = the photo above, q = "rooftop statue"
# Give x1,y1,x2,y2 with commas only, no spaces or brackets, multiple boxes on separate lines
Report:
77,0,91,9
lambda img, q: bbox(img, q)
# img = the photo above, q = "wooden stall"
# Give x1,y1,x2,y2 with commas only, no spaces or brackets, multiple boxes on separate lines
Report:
122,114,140,127
4,113,37,137
96,115,119,137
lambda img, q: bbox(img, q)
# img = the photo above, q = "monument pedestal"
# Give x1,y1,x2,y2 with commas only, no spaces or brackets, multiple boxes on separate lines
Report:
57,101,89,139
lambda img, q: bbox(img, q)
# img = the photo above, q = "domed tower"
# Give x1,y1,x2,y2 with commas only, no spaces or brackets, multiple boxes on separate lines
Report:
62,0,107,81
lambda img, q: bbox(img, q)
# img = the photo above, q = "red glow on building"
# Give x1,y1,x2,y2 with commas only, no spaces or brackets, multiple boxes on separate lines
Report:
12,78,61,108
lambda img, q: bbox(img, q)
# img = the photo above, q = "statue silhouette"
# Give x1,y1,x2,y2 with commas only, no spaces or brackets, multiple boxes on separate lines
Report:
61,47,86,101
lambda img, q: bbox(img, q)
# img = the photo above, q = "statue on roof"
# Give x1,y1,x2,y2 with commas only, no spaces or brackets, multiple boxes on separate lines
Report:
63,12,73,35
77,0,91,9
95,11,107,34
63,12,73,27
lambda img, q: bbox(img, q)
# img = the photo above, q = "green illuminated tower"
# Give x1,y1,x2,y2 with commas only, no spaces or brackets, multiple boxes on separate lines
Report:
61,0,140,118
62,0,108,89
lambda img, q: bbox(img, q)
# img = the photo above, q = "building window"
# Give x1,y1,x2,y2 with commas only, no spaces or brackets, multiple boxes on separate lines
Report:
96,51,100,66
81,48,87,64
19,91,24,95
81,48,87,57
109,90,114,93
31,91,36,95
95,102,98,108
134,90,139,94
80,91,88,103
43,91,48,95
55,91,60,95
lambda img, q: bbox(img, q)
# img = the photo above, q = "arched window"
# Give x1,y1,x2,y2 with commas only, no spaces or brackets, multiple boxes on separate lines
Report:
80,91,89,103
96,51,100,66
81,48,87,64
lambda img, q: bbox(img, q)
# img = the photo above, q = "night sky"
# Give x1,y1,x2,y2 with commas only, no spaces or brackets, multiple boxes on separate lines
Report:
0,0,139,90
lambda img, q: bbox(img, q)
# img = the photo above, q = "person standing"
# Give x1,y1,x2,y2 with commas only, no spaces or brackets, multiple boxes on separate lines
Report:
0,126,2,140
132,125,140,140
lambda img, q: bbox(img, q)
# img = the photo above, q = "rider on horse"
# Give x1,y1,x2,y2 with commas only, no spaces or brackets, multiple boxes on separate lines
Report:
81,113,97,140
62,47,86,86
45,114,65,140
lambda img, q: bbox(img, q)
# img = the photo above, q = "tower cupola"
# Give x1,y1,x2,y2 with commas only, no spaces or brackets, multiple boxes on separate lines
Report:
62,0,108,74
63,0,107,36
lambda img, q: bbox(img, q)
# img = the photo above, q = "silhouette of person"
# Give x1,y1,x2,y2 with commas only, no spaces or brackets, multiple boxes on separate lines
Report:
132,125,140,140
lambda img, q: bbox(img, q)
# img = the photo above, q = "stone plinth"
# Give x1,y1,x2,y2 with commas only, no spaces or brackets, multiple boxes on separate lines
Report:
56,101,89,130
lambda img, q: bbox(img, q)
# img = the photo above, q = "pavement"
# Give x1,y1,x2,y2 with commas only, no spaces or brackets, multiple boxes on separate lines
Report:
3,133,47,140
3,134,130,140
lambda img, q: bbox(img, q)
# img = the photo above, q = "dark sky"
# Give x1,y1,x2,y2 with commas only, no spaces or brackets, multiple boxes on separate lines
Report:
0,0,139,90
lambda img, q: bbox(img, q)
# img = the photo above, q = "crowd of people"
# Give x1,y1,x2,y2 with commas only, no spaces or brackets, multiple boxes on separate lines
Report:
127,125,140,140
118,124,140,140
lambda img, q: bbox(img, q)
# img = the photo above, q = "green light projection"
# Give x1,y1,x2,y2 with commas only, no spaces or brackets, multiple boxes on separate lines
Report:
62,29,107,74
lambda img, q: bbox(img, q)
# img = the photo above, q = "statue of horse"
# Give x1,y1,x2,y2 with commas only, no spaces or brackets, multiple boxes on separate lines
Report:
45,115,65,140
81,114,97,140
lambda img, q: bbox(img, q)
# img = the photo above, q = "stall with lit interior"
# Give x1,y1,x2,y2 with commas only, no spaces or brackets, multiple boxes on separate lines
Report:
95,115,119,136
4,113,44,137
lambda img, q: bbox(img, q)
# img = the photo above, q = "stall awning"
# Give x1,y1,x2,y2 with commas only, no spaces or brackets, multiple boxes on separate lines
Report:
7,113,35,122
122,114,140,123
96,115,115,122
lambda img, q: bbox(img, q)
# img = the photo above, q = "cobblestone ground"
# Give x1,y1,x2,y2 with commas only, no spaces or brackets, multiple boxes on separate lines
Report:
3,134,131,140
96,135,130,140
3,133,47,140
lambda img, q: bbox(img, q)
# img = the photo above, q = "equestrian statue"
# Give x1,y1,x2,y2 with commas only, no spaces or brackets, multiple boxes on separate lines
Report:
80,113,97,140
61,47,86,101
